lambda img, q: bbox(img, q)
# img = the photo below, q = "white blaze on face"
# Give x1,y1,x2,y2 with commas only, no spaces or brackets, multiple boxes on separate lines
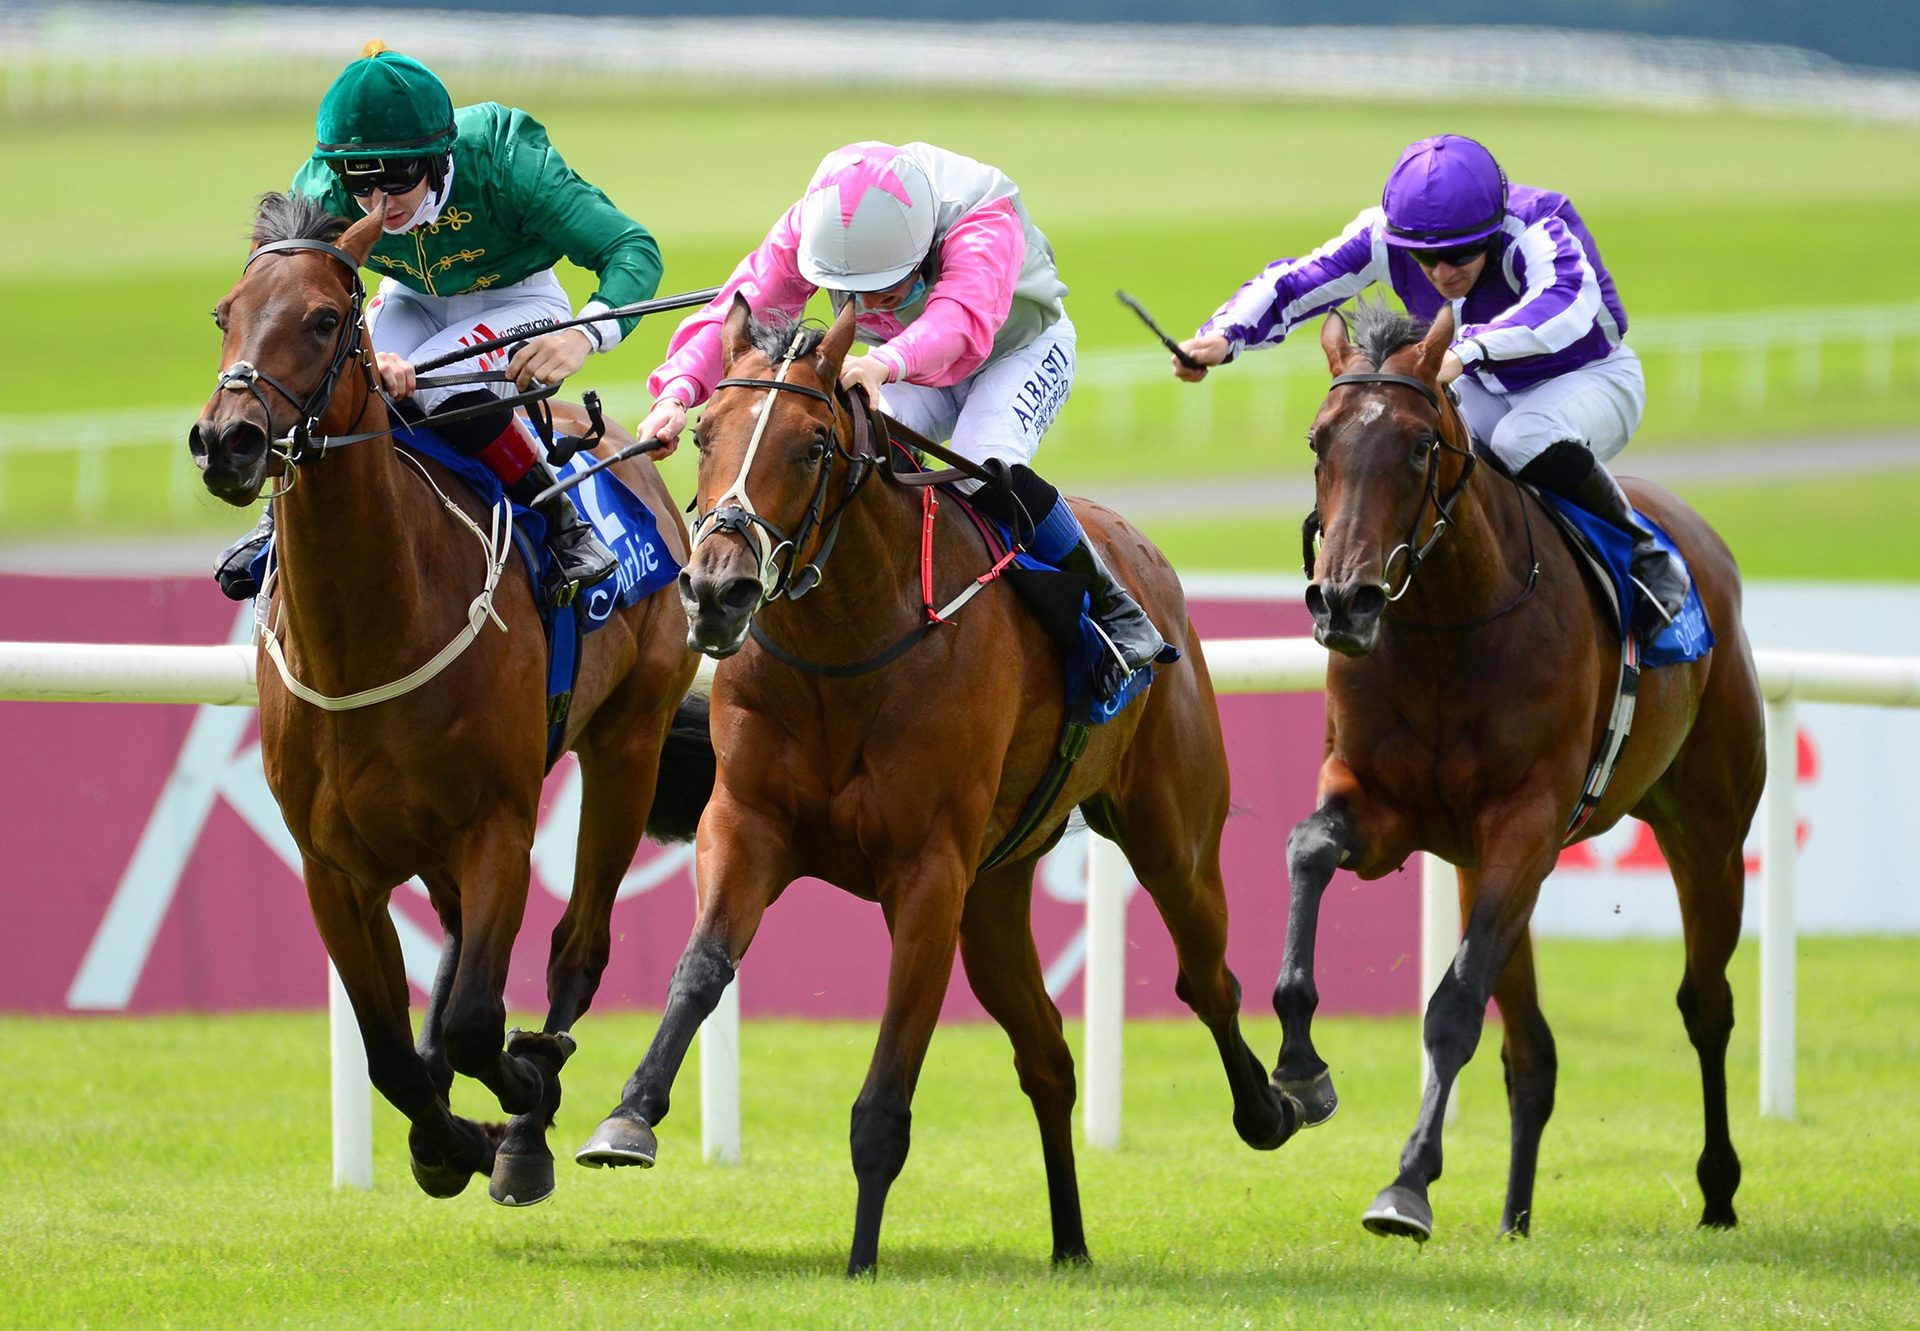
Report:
1351,398,1386,431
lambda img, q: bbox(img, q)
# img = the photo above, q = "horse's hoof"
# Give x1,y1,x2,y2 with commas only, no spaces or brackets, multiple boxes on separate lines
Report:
409,1153,474,1199
490,1152,556,1207
1238,1088,1302,1151
1362,1184,1433,1242
1274,1069,1339,1128
574,1111,657,1169
506,1028,577,1064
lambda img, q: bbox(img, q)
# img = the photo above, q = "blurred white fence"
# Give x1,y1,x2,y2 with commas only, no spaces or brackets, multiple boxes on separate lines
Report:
4,303,1917,526
7,5,1920,123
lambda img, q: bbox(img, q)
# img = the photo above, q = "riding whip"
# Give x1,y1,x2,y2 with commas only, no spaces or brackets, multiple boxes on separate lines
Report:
1115,290,1204,371
413,285,724,374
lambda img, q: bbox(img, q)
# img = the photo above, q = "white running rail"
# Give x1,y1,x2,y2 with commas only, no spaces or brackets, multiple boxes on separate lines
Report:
4,637,1919,1183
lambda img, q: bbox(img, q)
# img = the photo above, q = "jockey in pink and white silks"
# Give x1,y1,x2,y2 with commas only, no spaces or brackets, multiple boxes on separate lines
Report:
638,141,1164,699
1176,133,1688,634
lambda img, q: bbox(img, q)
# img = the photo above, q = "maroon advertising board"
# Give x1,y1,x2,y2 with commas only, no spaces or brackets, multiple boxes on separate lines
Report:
0,574,1421,1019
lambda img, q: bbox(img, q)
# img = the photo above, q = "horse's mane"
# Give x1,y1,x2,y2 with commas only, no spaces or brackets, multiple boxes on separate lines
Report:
252,191,349,247
746,309,828,363
1350,297,1430,369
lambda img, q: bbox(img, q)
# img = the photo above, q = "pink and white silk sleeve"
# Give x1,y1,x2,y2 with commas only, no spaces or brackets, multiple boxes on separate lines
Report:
870,198,1024,388
647,201,818,408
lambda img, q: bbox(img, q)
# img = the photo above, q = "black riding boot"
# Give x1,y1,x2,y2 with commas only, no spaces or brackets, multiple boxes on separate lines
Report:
1061,532,1169,702
214,506,275,600
1520,440,1688,638
508,460,618,596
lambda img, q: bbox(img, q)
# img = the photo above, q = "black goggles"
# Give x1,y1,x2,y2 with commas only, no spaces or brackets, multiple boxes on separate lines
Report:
328,157,432,197
1410,239,1491,269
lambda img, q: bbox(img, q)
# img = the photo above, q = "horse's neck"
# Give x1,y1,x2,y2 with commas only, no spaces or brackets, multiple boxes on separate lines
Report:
1389,465,1534,648
755,469,928,656
272,397,437,673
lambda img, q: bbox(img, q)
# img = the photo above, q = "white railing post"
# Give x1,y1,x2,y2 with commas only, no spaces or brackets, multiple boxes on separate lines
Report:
699,964,742,1165
1760,697,1798,1120
1083,831,1129,1150
328,962,373,1190
1418,852,1462,1127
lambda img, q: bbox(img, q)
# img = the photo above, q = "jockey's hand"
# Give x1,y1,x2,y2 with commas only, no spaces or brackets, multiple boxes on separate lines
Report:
1173,335,1231,383
1438,350,1466,386
636,396,689,460
839,353,894,404
507,328,594,392
374,352,417,399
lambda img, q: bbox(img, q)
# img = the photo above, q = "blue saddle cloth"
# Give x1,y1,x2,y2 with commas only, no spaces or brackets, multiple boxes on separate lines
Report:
250,424,680,766
1538,494,1714,667
987,519,1171,725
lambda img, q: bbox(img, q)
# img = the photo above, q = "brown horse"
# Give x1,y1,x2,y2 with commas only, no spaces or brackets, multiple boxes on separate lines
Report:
574,296,1296,1275
1275,300,1764,1241
188,193,711,1207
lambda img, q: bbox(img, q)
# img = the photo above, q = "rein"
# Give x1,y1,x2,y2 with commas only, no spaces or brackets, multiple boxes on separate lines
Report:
694,341,1015,677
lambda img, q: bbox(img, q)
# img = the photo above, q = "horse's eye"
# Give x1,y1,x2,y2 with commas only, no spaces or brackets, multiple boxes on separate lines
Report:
1412,436,1435,468
211,308,227,332
315,310,341,335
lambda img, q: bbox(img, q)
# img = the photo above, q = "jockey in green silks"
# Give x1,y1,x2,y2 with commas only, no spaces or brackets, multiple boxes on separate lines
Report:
216,41,663,600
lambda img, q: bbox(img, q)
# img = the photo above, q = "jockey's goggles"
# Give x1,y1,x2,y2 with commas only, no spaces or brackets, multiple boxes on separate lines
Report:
328,156,432,196
1410,239,1492,269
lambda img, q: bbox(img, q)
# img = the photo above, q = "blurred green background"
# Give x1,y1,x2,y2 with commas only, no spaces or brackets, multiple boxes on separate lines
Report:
5,88,1917,574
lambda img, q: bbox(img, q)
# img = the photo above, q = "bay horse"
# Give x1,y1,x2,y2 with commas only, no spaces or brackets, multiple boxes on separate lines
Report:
188,194,712,1207
1277,300,1764,1241
576,296,1297,1275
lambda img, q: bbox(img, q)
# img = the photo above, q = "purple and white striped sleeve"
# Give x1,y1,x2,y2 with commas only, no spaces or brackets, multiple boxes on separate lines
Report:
1199,208,1387,359
1454,217,1603,367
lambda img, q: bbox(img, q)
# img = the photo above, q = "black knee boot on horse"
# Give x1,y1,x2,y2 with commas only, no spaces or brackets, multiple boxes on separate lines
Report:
1519,440,1688,639
971,461,1166,701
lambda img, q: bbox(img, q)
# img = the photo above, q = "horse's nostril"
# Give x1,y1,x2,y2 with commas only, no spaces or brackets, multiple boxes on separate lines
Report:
1349,585,1387,621
1304,584,1329,621
719,576,761,615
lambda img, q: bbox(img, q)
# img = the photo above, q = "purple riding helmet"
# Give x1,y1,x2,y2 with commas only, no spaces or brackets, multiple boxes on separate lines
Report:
1380,134,1508,251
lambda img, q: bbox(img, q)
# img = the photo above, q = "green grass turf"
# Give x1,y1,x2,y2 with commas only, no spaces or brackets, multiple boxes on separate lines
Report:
1,937,1913,1327
3,90,1919,539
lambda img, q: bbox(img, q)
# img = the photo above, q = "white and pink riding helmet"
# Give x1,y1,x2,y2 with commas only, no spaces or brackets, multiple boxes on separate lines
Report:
796,143,936,292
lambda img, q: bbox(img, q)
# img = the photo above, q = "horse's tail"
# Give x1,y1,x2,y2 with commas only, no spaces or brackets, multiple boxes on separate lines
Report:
644,689,715,844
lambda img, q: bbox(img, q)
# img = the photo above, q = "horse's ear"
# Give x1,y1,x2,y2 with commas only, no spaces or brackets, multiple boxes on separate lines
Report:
721,292,755,368
1320,309,1353,375
338,202,384,267
1412,304,1457,383
818,299,859,368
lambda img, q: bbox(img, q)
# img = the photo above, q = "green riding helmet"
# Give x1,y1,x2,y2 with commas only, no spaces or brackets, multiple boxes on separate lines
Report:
313,41,456,160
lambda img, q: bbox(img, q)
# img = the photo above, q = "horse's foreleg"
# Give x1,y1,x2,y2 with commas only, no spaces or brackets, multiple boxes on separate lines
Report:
414,876,464,1104
847,862,968,1278
1271,799,1359,1127
958,859,1088,1266
303,862,497,1197
1490,923,1557,1237
1364,812,1556,1243
575,800,785,1172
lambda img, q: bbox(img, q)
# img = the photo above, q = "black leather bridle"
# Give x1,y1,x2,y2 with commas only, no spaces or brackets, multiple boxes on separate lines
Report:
215,238,374,468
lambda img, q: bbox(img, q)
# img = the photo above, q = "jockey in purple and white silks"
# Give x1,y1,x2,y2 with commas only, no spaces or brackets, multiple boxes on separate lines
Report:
1176,133,1688,633
638,140,1165,699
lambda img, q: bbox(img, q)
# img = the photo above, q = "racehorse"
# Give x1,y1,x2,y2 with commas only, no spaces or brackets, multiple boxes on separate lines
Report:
188,193,712,1207
575,296,1298,1275
1277,300,1764,1241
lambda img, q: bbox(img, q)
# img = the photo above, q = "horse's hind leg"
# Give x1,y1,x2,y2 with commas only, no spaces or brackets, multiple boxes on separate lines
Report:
493,697,678,1206
958,857,1088,1266
1488,916,1557,1237
304,861,499,1196
1646,804,1751,1229
1094,797,1300,1151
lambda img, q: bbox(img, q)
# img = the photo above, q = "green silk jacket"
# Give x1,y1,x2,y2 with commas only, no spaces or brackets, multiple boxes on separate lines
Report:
294,102,661,344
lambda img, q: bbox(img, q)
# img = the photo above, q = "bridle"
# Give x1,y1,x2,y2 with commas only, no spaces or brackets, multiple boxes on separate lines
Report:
691,334,881,605
214,238,374,480
1323,369,1538,627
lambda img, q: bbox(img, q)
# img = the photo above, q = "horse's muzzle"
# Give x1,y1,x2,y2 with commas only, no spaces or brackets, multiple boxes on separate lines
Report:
678,566,760,658
1306,579,1386,657
190,415,270,504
